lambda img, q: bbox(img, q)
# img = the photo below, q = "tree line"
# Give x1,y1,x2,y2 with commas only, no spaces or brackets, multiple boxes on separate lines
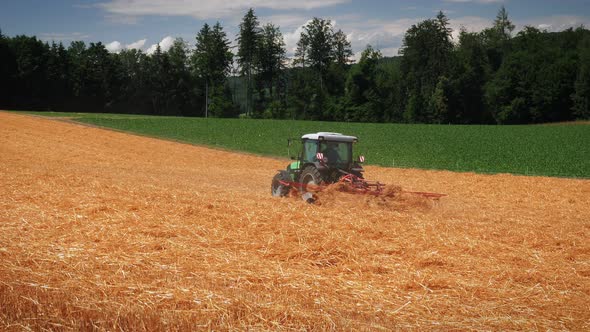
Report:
1,6,589,123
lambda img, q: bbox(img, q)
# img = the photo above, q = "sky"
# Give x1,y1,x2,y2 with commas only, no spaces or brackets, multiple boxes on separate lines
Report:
1,0,590,59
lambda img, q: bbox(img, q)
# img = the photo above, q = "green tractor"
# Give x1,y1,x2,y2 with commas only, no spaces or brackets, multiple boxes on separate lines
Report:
271,132,380,202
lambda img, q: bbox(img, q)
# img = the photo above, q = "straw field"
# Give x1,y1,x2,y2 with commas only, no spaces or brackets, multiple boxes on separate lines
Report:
1,111,589,330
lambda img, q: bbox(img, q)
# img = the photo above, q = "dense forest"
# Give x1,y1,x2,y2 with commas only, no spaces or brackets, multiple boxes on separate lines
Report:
1,7,589,124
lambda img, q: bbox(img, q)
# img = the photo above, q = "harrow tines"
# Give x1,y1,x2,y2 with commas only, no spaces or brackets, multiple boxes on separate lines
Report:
278,174,446,200
338,174,384,195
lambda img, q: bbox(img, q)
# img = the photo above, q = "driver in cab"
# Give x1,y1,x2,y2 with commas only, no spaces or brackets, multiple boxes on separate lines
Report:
321,142,341,163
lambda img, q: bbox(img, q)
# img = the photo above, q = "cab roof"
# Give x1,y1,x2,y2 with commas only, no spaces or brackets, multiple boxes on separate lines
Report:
301,132,358,142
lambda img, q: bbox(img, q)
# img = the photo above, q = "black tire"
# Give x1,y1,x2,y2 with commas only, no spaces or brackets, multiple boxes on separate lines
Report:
271,172,291,197
299,166,323,194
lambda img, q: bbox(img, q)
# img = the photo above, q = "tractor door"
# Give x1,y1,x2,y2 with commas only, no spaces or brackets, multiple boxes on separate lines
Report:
301,139,319,163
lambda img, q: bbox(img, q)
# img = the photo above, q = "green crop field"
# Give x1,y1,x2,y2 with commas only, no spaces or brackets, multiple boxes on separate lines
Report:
14,111,590,178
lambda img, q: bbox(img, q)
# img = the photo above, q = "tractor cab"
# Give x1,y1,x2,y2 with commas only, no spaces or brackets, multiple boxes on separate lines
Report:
299,132,358,171
285,132,365,183
300,132,355,167
272,132,366,200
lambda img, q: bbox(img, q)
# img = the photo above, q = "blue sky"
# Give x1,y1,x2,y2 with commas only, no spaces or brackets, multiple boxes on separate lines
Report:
2,0,590,58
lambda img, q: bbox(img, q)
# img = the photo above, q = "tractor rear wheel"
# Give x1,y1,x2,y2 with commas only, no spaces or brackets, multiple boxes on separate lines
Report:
271,172,291,197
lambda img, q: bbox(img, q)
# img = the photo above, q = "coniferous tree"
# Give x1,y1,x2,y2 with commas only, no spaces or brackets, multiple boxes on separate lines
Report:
493,5,515,41
10,35,50,109
257,23,286,108
293,18,347,119
147,44,172,114
115,48,149,113
326,29,353,99
450,29,491,123
332,29,353,66
236,8,261,117
82,42,117,112
46,42,70,109
167,38,193,116
300,18,334,89
293,33,309,68
192,23,214,117
482,6,515,71
68,40,87,103
399,11,453,122
191,22,233,117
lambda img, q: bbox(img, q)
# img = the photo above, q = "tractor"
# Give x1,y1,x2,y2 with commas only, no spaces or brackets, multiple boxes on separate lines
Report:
271,132,383,202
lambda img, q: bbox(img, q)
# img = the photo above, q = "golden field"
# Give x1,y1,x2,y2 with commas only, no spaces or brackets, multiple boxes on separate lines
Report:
1,112,589,330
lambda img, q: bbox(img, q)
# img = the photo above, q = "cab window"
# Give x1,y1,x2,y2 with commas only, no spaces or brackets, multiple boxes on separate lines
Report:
302,140,318,162
319,141,351,163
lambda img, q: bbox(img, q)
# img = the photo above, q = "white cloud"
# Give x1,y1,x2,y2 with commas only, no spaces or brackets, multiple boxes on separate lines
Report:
334,16,422,58
97,0,350,21
146,36,175,55
105,39,148,53
518,15,590,32
105,40,123,53
282,20,313,55
126,39,147,50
